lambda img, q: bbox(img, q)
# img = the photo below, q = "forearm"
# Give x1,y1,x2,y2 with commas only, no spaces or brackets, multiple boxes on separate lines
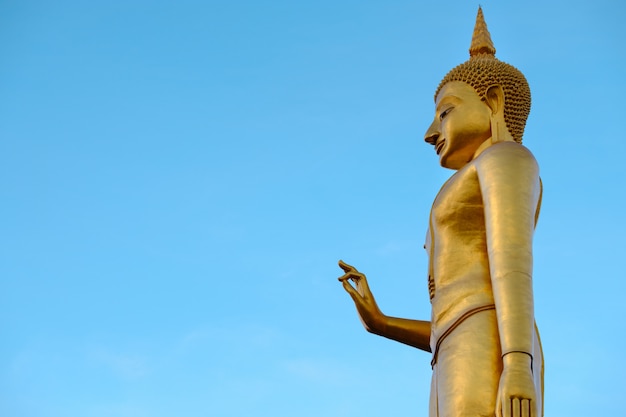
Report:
369,316,432,352
492,271,534,356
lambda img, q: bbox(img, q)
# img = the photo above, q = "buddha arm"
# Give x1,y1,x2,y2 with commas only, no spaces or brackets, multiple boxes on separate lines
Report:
338,260,432,352
369,316,432,352
475,142,541,360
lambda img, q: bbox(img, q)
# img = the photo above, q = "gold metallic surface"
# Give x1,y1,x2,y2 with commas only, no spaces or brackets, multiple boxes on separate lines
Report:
469,6,495,57
436,7,531,144
338,7,543,417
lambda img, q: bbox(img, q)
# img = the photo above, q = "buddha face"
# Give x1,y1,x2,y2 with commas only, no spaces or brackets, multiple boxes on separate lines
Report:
424,81,492,170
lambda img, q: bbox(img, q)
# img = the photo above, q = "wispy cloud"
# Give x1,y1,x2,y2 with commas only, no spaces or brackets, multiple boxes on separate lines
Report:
376,239,421,256
90,348,149,380
281,358,357,387
85,402,151,417
177,323,282,353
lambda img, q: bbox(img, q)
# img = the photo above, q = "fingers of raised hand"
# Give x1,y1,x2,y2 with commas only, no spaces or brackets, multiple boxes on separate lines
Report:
337,260,365,282
338,259,357,273
341,278,359,297
339,272,364,293
338,271,365,283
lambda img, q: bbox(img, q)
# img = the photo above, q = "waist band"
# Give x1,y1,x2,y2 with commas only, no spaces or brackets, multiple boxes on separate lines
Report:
430,304,496,368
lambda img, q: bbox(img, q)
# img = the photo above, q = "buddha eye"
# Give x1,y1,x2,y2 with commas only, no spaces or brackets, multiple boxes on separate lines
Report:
439,107,453,120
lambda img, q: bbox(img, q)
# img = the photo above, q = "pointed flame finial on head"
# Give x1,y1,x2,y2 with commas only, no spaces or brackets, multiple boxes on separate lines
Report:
469,6,496,58
436,6,531,143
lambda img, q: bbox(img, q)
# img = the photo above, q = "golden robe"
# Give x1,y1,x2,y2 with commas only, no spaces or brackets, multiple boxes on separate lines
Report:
424,142,544,417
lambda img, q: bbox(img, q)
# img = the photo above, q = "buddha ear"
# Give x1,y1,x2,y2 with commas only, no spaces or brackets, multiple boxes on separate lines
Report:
485,84,513,143
485,84,505,116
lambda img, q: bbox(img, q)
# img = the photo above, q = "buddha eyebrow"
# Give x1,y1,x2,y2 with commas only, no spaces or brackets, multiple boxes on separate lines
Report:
436,95,461,110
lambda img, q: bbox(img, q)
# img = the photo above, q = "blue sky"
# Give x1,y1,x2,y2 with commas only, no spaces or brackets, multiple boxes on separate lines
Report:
1,1,625,416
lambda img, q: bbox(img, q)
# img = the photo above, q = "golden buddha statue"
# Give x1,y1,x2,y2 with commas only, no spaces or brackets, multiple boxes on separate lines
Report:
337,7,543,417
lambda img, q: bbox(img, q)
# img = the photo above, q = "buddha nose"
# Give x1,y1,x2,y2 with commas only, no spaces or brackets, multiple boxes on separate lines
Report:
424,120,439,145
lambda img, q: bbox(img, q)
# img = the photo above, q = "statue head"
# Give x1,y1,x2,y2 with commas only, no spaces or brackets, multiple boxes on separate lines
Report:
428,7,531,149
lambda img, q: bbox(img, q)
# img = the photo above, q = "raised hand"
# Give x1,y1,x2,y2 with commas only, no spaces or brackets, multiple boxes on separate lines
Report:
337,260,384,333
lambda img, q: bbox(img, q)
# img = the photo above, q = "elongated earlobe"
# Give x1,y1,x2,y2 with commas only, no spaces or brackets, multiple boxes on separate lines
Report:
490,117,508,144
486,84,514,143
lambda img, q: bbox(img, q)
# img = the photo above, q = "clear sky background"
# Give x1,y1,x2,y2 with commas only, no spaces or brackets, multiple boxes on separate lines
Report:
1,1,625,416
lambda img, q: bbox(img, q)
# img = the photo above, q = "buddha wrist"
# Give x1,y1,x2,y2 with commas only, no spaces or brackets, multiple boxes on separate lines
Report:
502,350,532,359
502,350,533,369
368,312,387,335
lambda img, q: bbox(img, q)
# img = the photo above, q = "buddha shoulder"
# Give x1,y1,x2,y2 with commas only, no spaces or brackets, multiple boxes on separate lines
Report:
474,142,539,176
